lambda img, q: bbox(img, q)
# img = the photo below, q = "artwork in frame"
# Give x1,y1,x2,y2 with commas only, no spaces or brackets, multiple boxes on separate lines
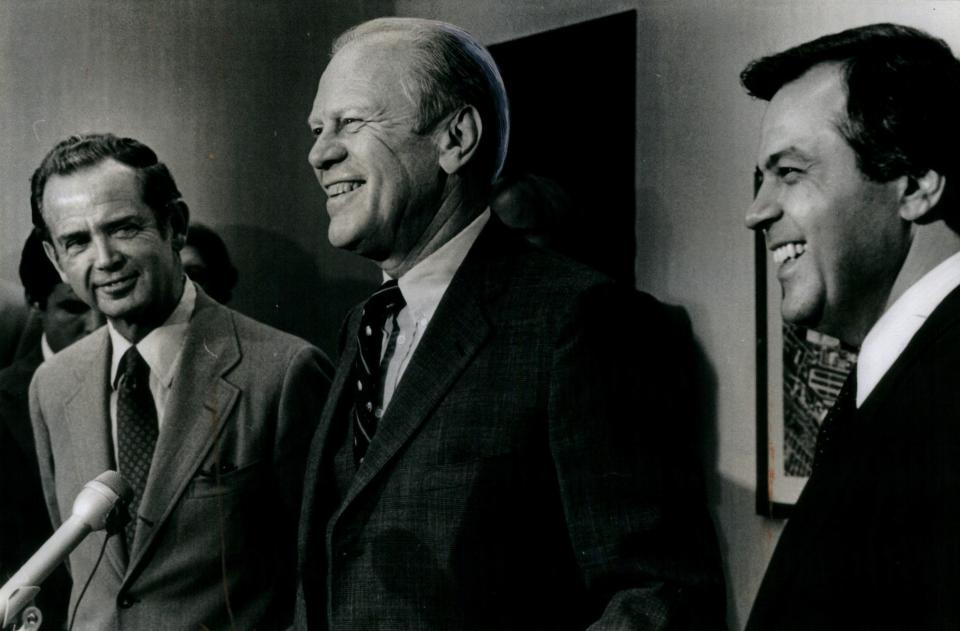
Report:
755,231,858,517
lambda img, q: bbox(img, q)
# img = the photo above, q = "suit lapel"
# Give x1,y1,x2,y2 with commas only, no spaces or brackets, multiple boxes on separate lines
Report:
126,293,240,574
63,329,127,578
332,219,515,520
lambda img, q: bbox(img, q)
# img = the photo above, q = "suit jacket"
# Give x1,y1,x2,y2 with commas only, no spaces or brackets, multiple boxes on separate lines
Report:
747,284,960,630
30,287,332,631
0,344,69,629
295,219,725,630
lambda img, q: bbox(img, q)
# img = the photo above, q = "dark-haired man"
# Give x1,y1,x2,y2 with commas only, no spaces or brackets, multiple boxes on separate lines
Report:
30,133,332,630
0,230,104,629
296,17,724,630
744,23,960,630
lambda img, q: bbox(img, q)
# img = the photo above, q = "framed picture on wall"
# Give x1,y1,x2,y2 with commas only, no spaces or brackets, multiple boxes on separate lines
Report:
755,231,857,517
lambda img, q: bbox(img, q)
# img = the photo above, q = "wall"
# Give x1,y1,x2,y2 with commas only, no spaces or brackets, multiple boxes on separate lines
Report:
396,1,960,628
3,1,959,628
0,0,392,354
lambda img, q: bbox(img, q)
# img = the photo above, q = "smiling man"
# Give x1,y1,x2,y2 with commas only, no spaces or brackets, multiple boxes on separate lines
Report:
295,17,724,631
743,24,960,630
29,134,331,630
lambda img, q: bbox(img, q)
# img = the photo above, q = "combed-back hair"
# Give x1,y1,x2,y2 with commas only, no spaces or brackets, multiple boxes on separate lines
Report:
741,23,960,227
333,17,510,187
31,133,189,241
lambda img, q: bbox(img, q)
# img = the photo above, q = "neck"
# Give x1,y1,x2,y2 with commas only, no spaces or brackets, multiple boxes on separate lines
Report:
886,221,960,313
841,221,960,347
381,181,487,279
110,276,186,344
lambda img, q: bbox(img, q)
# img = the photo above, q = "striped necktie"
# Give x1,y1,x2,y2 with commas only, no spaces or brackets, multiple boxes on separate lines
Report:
351,280,406,463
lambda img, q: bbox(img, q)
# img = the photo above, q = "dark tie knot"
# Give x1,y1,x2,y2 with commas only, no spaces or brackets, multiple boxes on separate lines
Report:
117,347,149,390
363,280,406,322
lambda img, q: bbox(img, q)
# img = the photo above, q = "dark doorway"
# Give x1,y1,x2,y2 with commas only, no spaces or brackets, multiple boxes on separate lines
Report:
489,11,636,283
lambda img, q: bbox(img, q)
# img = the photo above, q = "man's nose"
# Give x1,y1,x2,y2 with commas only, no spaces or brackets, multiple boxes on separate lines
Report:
91,235,122,269
745,180,782,231
308,129,347,172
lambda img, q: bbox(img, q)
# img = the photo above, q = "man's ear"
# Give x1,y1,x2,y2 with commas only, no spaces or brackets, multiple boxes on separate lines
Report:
437,105,482,175
898,169,946,223
167,201,189,251
41,239,69,283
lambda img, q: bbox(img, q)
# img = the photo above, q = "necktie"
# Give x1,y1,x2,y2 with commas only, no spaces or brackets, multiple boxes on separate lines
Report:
116,346,159,554
352,280,406,463
813,370,857,472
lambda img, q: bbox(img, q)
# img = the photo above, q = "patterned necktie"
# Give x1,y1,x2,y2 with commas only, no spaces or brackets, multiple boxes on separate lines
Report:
116,346,159,554
813,370,857,472
352,280,406,463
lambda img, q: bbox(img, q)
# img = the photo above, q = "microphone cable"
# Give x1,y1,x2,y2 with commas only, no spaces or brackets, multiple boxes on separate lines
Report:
67,531,112,631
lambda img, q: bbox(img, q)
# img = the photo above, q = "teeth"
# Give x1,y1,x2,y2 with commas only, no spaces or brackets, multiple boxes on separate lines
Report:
327,181,362,196
772,242,805,264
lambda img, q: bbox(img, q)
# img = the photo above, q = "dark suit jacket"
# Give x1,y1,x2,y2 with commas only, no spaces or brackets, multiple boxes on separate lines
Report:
747,284,960,631
296,219,725,630
30,287,332,631
0,344,69,629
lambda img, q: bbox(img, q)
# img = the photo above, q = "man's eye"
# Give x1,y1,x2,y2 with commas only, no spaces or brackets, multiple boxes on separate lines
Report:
777,166,803,181
341,118,362,130
311,126,323,138
113,225,139,238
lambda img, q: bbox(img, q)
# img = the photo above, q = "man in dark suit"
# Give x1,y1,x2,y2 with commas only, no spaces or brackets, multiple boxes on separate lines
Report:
743,23,960,630
0,230,104,628
29,133,332,629
296,17,724,630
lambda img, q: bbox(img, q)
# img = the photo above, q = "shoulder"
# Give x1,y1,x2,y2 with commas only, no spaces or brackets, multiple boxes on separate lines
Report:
32,328,107,391
194,298,333,379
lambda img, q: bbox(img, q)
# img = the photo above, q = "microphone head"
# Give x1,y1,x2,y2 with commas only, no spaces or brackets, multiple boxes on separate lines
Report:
72,471,134,532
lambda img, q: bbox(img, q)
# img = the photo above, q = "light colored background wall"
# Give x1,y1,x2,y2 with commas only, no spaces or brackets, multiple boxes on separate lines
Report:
2,2,958,628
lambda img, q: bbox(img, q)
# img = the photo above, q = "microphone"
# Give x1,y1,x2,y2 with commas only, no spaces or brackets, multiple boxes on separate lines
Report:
0,471,132,628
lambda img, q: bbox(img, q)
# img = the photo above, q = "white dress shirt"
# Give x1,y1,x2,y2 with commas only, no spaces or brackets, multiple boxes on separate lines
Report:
377,209,491,415
857,250,960,407
108,279,196,460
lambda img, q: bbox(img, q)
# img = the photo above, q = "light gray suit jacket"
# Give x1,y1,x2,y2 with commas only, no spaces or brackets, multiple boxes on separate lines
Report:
31,288,331,630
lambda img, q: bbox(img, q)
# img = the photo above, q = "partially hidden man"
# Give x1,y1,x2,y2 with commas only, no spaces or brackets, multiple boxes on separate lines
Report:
296,17,725,630
744,24,960,630
29,134,332,629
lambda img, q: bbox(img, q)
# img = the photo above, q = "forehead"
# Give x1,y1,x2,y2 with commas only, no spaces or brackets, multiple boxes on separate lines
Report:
757,63,849,162
312,35,419,118
42,159,148,229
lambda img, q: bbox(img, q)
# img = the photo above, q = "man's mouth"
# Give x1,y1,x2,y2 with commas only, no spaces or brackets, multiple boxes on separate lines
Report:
772,242,805,265
325,180,364,198
96,275,136,293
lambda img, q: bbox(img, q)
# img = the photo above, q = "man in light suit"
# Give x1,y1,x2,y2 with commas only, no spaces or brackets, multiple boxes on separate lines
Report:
30,134,332,630
296,17,724,630
743,24,960,630
0,230,104,629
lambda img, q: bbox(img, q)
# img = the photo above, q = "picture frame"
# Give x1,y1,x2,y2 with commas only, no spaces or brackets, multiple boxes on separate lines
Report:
755,231,857,517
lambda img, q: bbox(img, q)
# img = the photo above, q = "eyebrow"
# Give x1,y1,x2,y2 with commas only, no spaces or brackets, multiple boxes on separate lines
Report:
761,147,813,171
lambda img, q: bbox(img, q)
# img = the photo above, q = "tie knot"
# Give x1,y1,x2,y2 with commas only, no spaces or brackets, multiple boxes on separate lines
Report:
363,280,406,321
117,347,149,389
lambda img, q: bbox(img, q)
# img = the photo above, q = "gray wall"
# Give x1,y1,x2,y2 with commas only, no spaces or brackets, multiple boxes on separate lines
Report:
2,1,958,628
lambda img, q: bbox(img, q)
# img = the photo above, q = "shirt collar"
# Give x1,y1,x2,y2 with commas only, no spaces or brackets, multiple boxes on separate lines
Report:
388,209,490,323
857,249,960,406
109,279,197,389
40,333,54,361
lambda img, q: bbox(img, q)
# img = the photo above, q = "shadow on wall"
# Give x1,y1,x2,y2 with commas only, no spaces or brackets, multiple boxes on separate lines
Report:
218,224,373,358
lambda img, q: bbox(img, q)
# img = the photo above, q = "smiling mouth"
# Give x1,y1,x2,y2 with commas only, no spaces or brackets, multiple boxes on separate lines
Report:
772,242,806,265
96,275,136,292
325,181,364,198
